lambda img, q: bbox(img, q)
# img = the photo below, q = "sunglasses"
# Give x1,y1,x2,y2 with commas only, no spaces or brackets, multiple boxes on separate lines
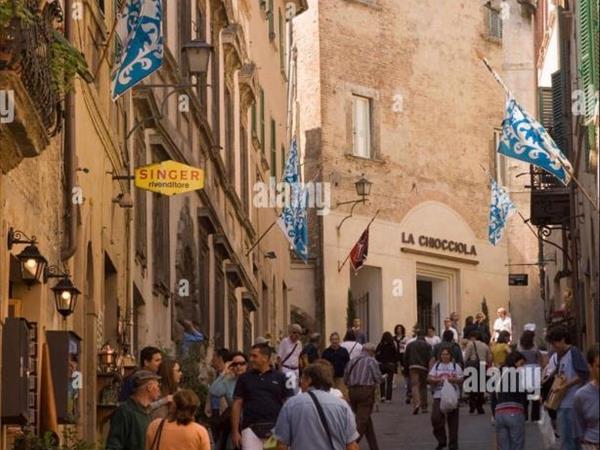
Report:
231,362,247,367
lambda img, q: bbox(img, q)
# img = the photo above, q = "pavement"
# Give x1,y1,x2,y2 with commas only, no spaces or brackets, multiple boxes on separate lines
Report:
359,384,546,450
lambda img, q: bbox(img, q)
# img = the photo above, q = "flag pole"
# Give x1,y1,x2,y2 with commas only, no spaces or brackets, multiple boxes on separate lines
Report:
245,219,279,257
337,209,380,273
93,1,128,80
476,51,599,212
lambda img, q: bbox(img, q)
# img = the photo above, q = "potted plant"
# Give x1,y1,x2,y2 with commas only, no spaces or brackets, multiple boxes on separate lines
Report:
0,0,34,68
49,29,89,96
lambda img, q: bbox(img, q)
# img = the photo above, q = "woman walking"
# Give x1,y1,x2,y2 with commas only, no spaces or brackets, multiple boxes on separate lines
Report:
428,347,464,450
492,352,528,450
151,358,182,419
210,352,248,450
146,389,211,450
517,330,543,421
393,324,410,402
376,331,397,403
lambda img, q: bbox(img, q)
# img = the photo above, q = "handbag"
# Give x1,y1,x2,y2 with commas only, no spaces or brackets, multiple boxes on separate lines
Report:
250,422,275,440
308,391,337,450
149,418,167,450
544,373,567,411
465,342,481,369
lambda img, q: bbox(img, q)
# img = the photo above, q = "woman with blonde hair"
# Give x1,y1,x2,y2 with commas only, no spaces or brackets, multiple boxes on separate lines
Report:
146,389,211,450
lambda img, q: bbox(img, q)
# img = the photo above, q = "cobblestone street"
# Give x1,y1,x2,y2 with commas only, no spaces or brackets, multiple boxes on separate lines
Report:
361,385,545,450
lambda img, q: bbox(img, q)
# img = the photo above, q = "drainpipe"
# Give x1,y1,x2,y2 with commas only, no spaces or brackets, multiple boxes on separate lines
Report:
61,0,78,262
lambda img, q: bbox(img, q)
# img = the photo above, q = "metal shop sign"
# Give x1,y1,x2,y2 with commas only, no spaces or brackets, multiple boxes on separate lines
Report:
135,160,204,196
509,274,528,286
401,232,477,256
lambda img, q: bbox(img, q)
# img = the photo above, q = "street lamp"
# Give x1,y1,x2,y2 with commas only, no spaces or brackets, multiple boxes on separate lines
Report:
336,174,373,232
50,275,81,318
7,228,48,286
46,265,81,318
181,39,213,75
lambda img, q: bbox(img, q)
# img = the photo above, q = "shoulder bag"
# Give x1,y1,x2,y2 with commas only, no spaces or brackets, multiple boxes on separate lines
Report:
465,342,480,369
149,418,167,450
280,343,299,368
308,391,337,450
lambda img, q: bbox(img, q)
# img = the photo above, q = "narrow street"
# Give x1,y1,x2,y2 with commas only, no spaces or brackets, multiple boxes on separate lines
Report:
361,387,545,450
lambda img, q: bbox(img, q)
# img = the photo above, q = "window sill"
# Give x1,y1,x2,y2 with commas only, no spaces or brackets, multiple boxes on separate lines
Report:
344,152,386,165
343,0,382,10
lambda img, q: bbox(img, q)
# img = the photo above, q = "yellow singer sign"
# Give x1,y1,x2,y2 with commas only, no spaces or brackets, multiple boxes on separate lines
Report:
134,160,204,196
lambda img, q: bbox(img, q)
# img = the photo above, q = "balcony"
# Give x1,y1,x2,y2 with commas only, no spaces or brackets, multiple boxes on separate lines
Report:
0,0,88,172
529,165,571,227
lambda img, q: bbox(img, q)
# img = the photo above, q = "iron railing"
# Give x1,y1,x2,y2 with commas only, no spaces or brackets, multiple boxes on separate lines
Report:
0,0,64,135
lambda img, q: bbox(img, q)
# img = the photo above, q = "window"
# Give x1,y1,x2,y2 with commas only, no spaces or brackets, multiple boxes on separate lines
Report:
278,8,285,72
241,125,250,215
270,119,277,178
178,0,192,66
251,101,257,136
225,87,235,180
268,0,275,40
260,89,265,153
281,144,286,177
352,95,372,158
487,7,503,40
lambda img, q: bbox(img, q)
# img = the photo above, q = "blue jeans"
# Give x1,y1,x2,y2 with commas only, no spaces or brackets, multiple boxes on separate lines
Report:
557,408,583,450
495,412,525,450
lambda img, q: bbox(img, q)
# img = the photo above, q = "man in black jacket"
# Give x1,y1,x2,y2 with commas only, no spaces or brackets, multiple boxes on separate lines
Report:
405,329,432,414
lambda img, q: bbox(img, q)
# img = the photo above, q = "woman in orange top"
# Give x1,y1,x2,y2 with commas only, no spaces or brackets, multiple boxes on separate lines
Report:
146,389,211,450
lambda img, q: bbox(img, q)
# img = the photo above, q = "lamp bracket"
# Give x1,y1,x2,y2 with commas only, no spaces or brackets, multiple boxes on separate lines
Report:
45,265,70,282
7,227,37,250
336,199,366,233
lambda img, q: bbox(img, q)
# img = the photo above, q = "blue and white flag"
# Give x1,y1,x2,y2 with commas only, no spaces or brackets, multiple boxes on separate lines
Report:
111,0,163,100
488,180,516,246
277,138,309,261
498,97,573,185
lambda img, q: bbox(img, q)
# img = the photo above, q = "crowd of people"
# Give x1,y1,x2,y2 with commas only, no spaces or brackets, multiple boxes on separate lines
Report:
104,312,599,450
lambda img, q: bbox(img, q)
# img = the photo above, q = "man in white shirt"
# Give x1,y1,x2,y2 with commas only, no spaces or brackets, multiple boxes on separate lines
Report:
277,324,303,390
492,307,512,342
443,318,459,343
425,326,441,347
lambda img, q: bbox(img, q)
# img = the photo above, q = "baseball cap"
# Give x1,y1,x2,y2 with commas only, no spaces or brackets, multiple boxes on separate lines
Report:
132,370,161,389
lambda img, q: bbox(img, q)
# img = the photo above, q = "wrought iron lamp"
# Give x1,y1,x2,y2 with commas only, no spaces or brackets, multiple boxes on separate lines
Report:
336,175,373,231
46,266,81,318
7,228,48,286
182,39,213,75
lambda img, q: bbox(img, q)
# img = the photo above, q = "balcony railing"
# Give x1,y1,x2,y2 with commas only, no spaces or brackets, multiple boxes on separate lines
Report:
0,0,65,136
529,165,571,227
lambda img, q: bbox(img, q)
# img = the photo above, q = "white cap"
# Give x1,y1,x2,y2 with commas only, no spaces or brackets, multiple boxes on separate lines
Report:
524,323,536,332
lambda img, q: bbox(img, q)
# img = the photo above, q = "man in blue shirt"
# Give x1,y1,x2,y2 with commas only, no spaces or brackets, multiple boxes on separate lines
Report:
274,363,359,450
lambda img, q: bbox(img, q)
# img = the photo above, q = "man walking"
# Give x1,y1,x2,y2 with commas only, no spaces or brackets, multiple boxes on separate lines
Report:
277,324,303,388
405,329,432,414
322,332,351,399
463,330,492,414
118,346,162,402
344,343,382,450
274,363,360,450
106,370,161,450
232,343,294,450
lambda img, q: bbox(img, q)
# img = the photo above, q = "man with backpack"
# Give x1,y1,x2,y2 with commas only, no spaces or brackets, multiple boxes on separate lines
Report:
274,363,360,450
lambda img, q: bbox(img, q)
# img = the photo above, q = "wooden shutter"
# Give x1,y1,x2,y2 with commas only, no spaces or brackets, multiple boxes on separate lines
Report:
352,95,371,158
268,0,275,40
260,89,265,153
538,87,554,131
551,70,570,157
270,119,276,177
578,0,599,121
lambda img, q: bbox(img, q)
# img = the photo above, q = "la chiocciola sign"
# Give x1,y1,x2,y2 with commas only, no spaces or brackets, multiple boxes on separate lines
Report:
401,232,477,256
134,160,204,196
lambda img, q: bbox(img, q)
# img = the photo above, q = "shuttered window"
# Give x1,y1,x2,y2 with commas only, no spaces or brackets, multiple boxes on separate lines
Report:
577,0,599,122
352,95,371,158
279,8,285,73
538,87,554,131
551,70,570,157
260,89,265,153
268,0,275,40
270,119,277,178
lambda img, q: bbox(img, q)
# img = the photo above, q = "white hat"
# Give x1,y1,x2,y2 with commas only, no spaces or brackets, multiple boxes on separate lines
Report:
524,323,536,332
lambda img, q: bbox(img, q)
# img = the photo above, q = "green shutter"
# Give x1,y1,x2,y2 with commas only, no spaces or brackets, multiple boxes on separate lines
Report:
578,0,599,122
279,8,285,72
551,70,570,157
260,89,265,153
268,0,274,40
270,119,276,178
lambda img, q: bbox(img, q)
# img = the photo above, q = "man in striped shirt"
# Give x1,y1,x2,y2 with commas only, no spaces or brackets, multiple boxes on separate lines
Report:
344,343,382,450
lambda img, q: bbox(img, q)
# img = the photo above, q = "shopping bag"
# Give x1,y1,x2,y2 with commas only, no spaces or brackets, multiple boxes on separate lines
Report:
440,379,458,413
263,436,278,450
538,408,557,449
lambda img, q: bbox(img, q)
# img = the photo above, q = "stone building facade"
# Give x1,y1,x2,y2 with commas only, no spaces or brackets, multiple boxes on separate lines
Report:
0,0,306,445
292,0,544,340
